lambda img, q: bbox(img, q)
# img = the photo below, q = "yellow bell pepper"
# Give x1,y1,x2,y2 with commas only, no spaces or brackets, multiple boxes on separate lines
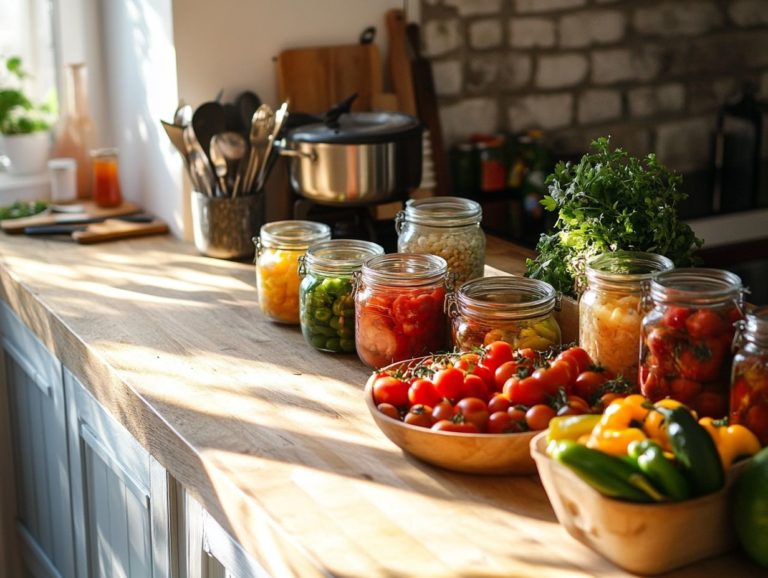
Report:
586,395,650,455
642,399,687,452
699,417,761,471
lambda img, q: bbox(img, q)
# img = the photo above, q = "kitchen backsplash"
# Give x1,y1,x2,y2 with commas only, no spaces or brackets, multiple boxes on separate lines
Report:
420,0,768,174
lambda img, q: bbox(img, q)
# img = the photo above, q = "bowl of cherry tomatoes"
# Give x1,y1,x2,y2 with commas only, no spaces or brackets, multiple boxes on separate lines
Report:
365,342,630,475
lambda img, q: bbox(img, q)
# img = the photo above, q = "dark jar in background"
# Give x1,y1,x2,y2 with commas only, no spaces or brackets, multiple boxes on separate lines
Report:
639,268,744,417
91,148,123,207
731,306,768,444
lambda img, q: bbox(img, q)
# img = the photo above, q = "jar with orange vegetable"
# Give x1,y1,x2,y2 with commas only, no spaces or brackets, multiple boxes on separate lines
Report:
731,306,768,445
254,220,330,324
639,268,744,417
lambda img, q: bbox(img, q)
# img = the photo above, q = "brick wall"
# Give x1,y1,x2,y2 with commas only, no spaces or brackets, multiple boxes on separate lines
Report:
421,0,768,174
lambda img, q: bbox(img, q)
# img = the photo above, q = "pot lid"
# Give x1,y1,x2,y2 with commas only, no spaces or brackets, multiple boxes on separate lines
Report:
286,112,422,145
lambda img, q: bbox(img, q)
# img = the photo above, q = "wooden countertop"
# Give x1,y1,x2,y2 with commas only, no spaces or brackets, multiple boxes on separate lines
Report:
0,232,761,578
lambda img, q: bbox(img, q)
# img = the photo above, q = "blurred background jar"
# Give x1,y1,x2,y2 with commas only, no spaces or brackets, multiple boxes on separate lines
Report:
580,251,674,385
447,276,560,351
91,148,122,207
731,306,768,444
255,220,331,324
396,196,485,286
299,239,383,354
354,253,448,368
639,268,744,417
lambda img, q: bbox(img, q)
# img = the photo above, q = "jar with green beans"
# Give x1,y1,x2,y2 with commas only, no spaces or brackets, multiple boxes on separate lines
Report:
299,239,384,353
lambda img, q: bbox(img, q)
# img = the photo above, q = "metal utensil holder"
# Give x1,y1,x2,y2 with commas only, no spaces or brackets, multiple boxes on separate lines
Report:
191,190,263,259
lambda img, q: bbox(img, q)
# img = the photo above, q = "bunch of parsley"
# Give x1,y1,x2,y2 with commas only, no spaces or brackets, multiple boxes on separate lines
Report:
525,137,702,298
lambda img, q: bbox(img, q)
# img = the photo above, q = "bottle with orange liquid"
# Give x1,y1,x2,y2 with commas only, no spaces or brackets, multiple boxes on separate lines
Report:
91,148,123,208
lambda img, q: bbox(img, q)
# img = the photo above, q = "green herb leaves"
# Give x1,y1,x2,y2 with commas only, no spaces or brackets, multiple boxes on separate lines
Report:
525,137,703,298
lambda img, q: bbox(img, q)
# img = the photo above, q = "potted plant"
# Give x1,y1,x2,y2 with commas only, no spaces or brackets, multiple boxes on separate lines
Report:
0,55,55,175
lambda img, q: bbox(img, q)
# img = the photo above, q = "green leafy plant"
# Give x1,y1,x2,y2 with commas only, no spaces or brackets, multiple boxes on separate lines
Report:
0,55,54,135
525,137,703,298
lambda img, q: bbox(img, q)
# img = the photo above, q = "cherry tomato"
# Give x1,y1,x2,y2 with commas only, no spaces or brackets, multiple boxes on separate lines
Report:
685,309,727,339
373,375,409,406
507,406,527,423
646,327,675,362
463,373,490,400
487,411,524,433
377,402,400,420
573,370,609,402
455,397,490,431
556,347,593,375
494,360,522,391
593,392,621,412
533,362,573,394
663,305,692,330
557,395,590,416
669,377,702,403
473,363,498,391
408,378,440,407
505,376,547,406
432,399,454,422
745,404,768,445
487,393,511,414
404,404,434,428
482,341,514,371
677,341,724,382
692,390,728,419
641,369,670,401
525,404,556,431
431,420,479,433
433,367,465,402
551,354,578,385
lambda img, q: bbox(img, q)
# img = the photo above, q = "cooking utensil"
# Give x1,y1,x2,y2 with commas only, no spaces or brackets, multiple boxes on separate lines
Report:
209,135,229,196
255,100,289,192
183,126,215,197
174,101,193,127
235,91,261,135
240,104,274,197
191,101,227,164
1,201,142,234
24,214,157,235
280,111,422,206
215,131,248,197
161,120,187,157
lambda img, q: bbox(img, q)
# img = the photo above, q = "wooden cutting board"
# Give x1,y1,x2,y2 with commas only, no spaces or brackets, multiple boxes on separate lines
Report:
276,42,382,114
1,201,142,234
72,219,169,244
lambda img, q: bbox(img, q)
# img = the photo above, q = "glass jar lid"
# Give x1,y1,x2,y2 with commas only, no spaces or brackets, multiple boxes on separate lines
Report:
649,268,743,307
455,276,558,321
361,253,447,288
303,239,384,276
399,196,482,228
91,147,119,158
256,220,331,250
586,251,674,292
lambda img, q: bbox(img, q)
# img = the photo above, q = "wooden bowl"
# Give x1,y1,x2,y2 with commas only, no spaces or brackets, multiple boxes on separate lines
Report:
364,365,537,476
530,431,745,575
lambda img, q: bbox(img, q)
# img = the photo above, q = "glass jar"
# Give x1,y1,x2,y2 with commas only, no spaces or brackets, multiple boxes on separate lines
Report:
255,220,331,324
639,268,744,417
298,239,384,353
448,276,561,351
354,253,448,368
91,148,122,207
731,306,768,445
396,196,485,286
580,251,674,384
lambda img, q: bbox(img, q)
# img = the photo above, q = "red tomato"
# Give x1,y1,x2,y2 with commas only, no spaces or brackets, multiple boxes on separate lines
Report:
473,363,497,391
685,309,727,340
506,376,547,406
646,327,675,362
507,406,527,423
357,311,404,368
455,397,490,432
373,375,409,406
433,367,465,402
677,341,724,382
663,306,692,330
745,404,768,445
377,402,400,420
669,377,702,403
487,393,512,414
487,411,524,433
533,362,574,394
455,355,495,391
432,400,454,422
557,395,590,416
551,355,578,385
494,361,522,391
593,392,621,412
431,420,479,433
482,341,514,371
408,378,440,407
525,404,556,431
556,347,594,375
403,404,434,428
463,373,490,400
692,390,728,419
573,370,609,402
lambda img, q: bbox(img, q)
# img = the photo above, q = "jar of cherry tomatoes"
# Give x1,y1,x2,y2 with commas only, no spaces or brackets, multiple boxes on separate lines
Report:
447,276,561,351
298,239,384,353
639,268,744,417
254,220,331,324
731,306,768,445
354,253,448,368
580,251,673,384
395,196,485,286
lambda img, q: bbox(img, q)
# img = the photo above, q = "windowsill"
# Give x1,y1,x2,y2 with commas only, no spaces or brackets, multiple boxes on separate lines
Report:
686,208,768,248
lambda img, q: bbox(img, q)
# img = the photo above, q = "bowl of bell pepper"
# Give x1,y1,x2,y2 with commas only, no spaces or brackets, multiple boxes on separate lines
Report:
531,395,760,575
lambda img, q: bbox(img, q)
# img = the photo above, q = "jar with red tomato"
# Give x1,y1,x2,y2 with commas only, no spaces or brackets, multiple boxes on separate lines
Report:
447,276,561,351
639,268,744,417
731,306,768,445
354,253,448,368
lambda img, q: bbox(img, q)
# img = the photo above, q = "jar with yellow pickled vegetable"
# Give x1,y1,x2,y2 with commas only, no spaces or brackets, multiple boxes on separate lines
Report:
254,220,331,324
580,251,673,384
447,276,561,351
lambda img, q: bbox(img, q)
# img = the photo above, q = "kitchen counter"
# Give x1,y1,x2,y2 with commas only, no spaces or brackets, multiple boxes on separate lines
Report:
0,232,761,577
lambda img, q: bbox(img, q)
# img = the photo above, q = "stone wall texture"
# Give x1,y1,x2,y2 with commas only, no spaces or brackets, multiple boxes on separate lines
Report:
421,0,768,172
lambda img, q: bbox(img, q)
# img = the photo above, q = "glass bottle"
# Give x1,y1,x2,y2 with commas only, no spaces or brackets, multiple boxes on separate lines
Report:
298,239,384,353
354,253,448,368
447,276,560,351
580,251,674,384
396,196,485,286
53,63,96,199
254,221,331,324
91,148,123,208
639,268,744,417
731,306,768,445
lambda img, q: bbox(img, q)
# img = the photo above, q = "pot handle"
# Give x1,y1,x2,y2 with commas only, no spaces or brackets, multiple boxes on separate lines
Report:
277,142,318,162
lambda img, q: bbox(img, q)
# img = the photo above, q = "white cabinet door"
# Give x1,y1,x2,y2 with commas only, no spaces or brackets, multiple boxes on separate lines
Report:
0,302,76,578
65,370,171,578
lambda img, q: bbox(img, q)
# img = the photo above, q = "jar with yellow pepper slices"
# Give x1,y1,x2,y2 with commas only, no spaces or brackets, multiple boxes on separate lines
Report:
255,220,331,324
447,276,561,351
